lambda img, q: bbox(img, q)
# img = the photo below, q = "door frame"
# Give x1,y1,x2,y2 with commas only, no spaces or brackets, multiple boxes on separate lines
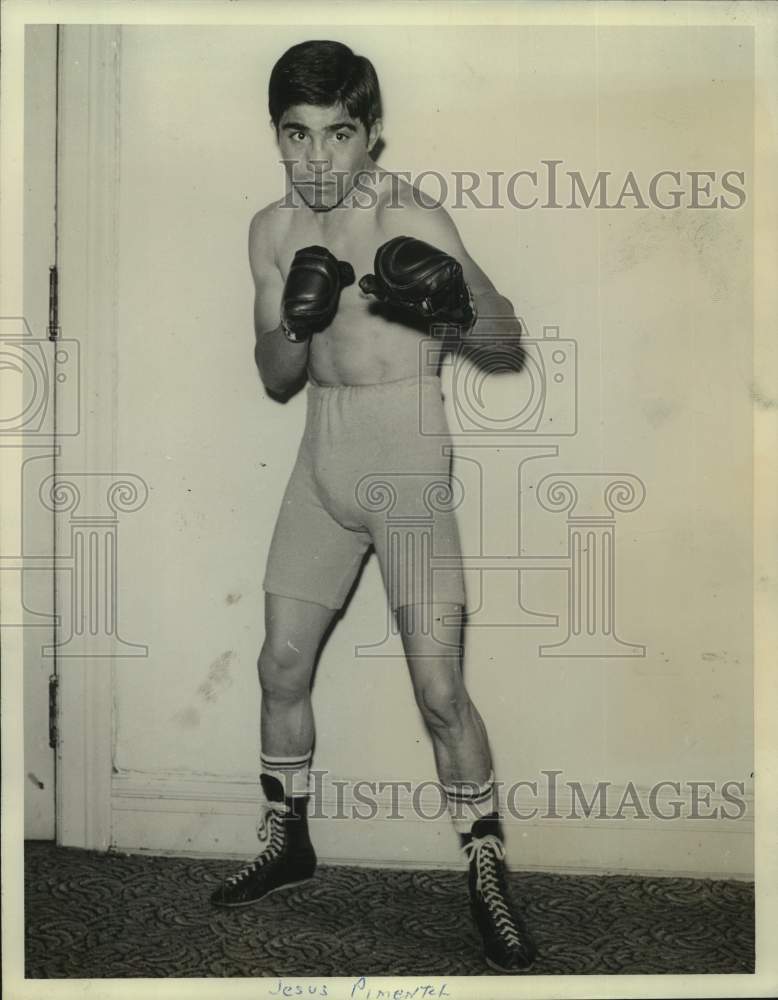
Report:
55,25,121,851
21,23,59,840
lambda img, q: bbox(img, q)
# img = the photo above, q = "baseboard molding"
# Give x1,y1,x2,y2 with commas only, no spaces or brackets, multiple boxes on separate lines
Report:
109,845,755,882
110,771,753,879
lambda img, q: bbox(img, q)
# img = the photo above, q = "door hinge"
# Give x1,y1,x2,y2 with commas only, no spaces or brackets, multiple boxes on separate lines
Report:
47,264,60,341
48,673,59,748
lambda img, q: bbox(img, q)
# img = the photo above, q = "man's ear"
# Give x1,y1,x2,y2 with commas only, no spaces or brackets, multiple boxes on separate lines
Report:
269,117,279,140
367,118,383,153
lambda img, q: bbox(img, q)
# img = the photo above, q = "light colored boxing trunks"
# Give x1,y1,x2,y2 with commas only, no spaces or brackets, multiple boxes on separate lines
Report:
263,372,466,611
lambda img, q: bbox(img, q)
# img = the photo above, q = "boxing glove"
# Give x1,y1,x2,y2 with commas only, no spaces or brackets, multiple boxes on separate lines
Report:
359,236,475,329
281,245,356,342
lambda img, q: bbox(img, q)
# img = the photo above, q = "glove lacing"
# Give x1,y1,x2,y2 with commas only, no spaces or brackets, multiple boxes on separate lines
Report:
463,833,523,949
224,800,289,886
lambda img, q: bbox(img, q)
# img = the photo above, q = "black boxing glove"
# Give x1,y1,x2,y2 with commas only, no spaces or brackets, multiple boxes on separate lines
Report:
359,236,476,330
281,245,356,342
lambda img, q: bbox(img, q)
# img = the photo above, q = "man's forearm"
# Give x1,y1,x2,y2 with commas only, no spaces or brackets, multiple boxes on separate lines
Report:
254,325,310,394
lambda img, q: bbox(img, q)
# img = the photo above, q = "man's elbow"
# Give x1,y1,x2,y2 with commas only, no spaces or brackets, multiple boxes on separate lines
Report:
258,367,292,398
463,312,526,372
256,355,304,398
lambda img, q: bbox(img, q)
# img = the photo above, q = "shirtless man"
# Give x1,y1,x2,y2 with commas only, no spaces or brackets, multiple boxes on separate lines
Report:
210,40,536,974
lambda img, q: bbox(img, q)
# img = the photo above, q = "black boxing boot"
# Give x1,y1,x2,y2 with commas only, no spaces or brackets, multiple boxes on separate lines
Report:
461,814,537,973
210,774,316,907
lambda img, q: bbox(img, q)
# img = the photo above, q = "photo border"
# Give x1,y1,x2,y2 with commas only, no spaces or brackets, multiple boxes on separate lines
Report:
2,1,776,998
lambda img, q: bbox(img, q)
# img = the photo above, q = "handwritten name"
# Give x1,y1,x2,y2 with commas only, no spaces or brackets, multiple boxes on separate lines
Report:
351,978,451,999
269,982,329,997
267,978,451,1000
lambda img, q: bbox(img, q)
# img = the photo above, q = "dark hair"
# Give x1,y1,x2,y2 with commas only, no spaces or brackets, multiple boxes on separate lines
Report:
268,40,382,134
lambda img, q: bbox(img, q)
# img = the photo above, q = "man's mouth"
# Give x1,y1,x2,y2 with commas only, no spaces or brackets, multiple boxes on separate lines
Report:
292,177,353,212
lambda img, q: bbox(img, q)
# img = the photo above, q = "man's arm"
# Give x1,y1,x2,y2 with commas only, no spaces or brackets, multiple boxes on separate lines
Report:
385,199,524,368
249,210,309,395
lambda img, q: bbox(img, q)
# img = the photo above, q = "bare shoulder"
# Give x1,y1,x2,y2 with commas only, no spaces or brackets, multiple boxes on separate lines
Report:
375,170,461,250
373,169,495,293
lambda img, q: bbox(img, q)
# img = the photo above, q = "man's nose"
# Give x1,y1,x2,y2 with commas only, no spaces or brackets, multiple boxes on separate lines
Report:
307,141,331,173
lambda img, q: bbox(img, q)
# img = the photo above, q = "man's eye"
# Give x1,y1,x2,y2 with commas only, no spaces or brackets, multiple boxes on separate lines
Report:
290,132,306,142
334,132,350,142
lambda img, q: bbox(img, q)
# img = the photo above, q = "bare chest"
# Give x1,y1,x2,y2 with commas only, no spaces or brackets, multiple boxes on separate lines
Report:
270,201,427,384
274,208,387,284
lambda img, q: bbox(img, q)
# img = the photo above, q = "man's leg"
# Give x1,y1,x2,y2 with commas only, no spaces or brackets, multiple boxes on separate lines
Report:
397,602,537,974
211,593,337,907
259,592,337,761
396,602,491,788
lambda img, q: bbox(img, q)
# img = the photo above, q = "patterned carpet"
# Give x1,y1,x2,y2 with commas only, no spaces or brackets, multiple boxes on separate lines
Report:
25,842,754,978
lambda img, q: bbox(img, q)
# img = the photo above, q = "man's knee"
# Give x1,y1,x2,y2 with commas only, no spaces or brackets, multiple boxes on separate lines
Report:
258,633,313,698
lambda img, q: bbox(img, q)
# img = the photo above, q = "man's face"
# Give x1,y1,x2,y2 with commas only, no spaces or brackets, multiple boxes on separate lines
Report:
276,103,380,211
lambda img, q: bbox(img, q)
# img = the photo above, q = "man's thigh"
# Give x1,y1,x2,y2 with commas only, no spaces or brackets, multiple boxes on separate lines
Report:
263,445,372,612
370,515,467,613
263,592,341,668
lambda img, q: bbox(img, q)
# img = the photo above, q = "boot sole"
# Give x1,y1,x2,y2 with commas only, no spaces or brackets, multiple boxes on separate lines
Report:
485,953,536,974
211,873,316,909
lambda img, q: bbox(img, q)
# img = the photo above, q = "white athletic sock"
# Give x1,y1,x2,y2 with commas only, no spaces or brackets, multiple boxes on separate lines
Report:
260,751,312,799
442,771,496,834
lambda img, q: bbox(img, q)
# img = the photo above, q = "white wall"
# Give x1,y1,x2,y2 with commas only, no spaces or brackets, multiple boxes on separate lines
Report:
81,25,754,874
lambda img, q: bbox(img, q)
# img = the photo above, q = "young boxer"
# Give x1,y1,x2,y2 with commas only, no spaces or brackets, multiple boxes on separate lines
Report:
210,40,535,974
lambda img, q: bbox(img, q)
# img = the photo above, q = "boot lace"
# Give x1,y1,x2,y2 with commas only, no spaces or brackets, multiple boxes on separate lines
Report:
224,801,288,886
463,834,523,949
